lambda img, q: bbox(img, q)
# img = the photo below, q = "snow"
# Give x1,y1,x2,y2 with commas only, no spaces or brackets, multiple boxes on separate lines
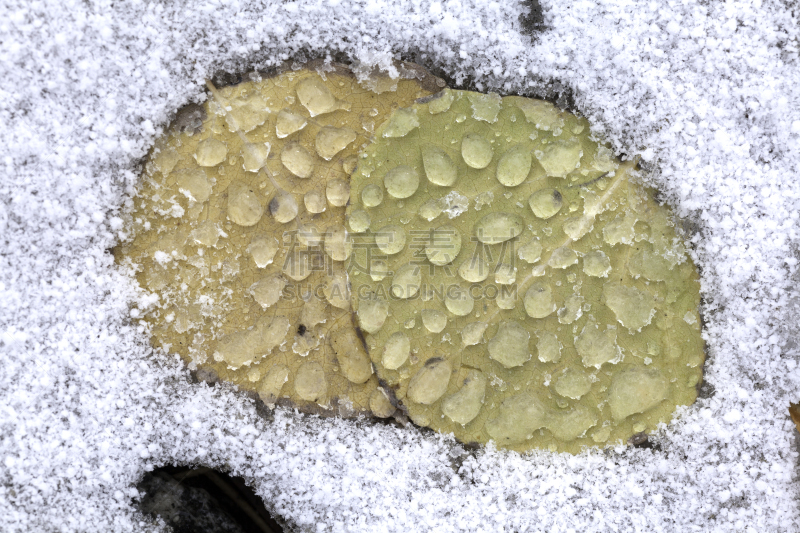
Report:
1,0,800,531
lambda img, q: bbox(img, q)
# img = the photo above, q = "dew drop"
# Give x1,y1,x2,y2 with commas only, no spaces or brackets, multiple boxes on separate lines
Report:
461,321,488,346
304,190,326,214
227,181,263,227
242,142,270,172
370,388,396,418
347,208,371,233
422,147,458,186
603,282,656,331
281,143,315,178
528,188,563,219
295,361,327,402
421,309,448,333
194,138,228,167
496,145,532,187
583,250,612,277
382,331,411,370
175,168,212,203
441,369,486,425
326,179,350,207
269,192,299,223
369,259,389,281
315,126,356,160
523,280,555,319
324,226,352,261
358,296,389,333
391,264,422,299
296,77,339,117
467,92,502,123
554,369,592,400
382,108,420,138
428,89,454,114
549,246,578,269
425,225,462,265
418,199,444,221
474,212,524,244
249,275,287,309
536,138,583,178
361,184,384,207
461,133,493,169
282,250,314,281
275,109,307,138
518,239,543,264
488,321,531,368
458,256,490,283
384,165,420,199
248,235,279,268
494,263,517,285
324,270,350,310
608,368,668,421
190,221,221,247
575,322,621,368
536,331,561,363
374,224,407,255
407,359,451,405
445,287,474,316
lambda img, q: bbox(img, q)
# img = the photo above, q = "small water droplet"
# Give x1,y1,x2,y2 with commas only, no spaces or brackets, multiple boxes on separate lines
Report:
361,184,384,207
195,138,228,167
269,192,299,223
315,126,356,160
529,188,563,219
281,143,315,178
384,165,420,199
275,109,307,138
326,179,350,207
374,225,406,255
461,134,493,169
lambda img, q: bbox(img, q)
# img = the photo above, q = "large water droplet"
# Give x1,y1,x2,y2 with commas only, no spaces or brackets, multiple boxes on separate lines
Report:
324,226,352,261
485,394,548,444
488,321,531,368
422,146,457,186
195,138,228,167
361,183,384,207
175,168,212,203
326,179,350,207
536,138,583,178
227,181,263,227
269,192,299,223
474,212,524,244
445,287,474,316
528,188,563,219
358,295,389,333
347,208,370,233
275,109,307,138
382,331,410,370
374,224,406,255
441,369,486,425
458,256,489,283
315,126,356,160
575,322,621,368
421,309,448,333
382,108,420,138
281,143,316,178
249,275,287,309
295,361,327,402
583,250,611,277
296,77,339,117
524,281,555,319
608,368,668,421
248,235,279,268
603,283,656,332
425,225,461,265
536,331,561,363
407,359,451,405
242,142,270,172
496,145,532,187
461,133,493,169
304,190,326,214
554,369,592,400
391,263,422,299
384,165,420,199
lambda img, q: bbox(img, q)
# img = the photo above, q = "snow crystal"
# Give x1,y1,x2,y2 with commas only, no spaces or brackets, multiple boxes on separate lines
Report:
1,0,800,531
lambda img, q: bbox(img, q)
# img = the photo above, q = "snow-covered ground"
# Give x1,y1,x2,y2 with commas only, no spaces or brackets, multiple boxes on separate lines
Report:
2,0,800,531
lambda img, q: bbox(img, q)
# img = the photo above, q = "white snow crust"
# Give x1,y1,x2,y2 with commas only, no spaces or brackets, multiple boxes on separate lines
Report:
2,0,800,531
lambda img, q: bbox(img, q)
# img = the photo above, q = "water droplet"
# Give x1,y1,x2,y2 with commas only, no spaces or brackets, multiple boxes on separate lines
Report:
281,143,315,178
391,263,422,299
304,190,326,214
342,155,358,175
421,309,448,333
554,369,592,399
418,199,443,221
282,250,313,281
369,259,389,281
445,287,474,316
422,146,458,186
575,322,621,368
374,224,406,255
315,126,356,160
461,133,493,169
275,109,307,138
324,270,350,309
458,256,489,282
326,179,350,207
248,235,279,267
536,331,561,363
249,275,287,309
269,192,299,223
496,145,532,187
425,225,462,265
488,321,531,368
563,216,593,240
548,246,578,269
296,77,339,117
382,108,420,137
361,184,384,207
442,369,486,425
547,405,598,441
557,294,584,324
468,92,502,123
347,208,370,233
358,296,389,333
295,361,327,402
494,263,517,284
257,364,289,407
461,321,488,346
603,283,656,331
324,226,352,261
518,239,543,264
175,168,212,203
407,359,451,405
227,181,263,227
195,138,228,167
528,188,563,219
474,212,524,244
384,165,420,199
242,142,271,172
536,138,583,178
428,89,454,114
485,393,548,444
382,331,410,369
523,280,555,319
603,214,637,245
369,388,396,418
608,368,667,421
583,250,611,277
